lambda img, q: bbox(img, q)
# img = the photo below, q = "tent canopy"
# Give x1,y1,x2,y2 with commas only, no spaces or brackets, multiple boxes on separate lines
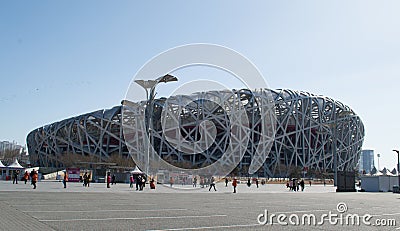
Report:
131,166,143,175
7,159,24,169
382,169,394,176
0,160,5,168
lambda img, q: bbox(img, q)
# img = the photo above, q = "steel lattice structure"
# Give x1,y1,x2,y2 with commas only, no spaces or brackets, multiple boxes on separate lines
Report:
27,89,364,177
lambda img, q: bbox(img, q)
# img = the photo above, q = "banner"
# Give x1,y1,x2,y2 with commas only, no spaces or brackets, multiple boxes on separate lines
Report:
67,168,80,182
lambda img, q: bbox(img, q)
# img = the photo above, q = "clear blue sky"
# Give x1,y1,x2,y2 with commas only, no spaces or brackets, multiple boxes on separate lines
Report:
1,1,400,170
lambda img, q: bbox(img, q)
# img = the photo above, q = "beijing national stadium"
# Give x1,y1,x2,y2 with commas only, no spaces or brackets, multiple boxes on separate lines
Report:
27,88,364,178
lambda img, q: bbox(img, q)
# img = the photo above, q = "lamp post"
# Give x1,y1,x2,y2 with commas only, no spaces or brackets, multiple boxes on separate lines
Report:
377,153,380,171
392,150,400,187
134,74,178,175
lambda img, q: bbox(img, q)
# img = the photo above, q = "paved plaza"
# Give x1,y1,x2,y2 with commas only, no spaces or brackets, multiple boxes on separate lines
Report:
0,180,399,230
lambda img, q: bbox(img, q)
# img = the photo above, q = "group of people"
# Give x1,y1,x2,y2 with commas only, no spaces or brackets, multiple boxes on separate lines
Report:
9,170,285,193
134,174,145,190
168,176,241,193
286,179,306,191
11,169,38,189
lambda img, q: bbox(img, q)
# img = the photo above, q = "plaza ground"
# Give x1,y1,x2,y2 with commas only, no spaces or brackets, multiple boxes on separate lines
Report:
0,180,399,230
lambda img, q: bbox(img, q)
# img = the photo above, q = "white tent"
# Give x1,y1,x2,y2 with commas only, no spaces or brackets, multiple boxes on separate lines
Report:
7,159,23,169
360,175,398,192
381,168,394,176
131,166,143,175
0,160,5,168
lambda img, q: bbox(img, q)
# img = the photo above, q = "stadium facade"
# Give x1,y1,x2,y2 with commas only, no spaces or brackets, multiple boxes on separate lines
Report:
27,89,365,178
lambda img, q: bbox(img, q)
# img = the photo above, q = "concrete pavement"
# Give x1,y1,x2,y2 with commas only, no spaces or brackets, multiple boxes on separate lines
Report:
0,180,399,230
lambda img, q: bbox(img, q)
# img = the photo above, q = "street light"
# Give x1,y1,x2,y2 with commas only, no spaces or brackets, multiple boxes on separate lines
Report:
134,74,178,175
392,150,400,188
377,153,380,171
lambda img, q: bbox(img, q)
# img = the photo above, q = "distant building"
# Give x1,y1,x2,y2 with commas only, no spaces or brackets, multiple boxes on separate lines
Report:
359,150,375,174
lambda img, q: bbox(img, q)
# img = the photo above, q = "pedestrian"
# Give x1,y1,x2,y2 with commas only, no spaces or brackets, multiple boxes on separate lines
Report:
140,175,145,190
200,177,204,188
225,178,228,187
256,178,259,188
169,176,174,187
309,180,312,187
83,172,88,187
209,177,217,191
300,179,305,191
13,170,19,184
31,170,38,189
111,174,116,185
232,177,237,193
136,175,142,190
193,177,197,187
130,174,134,188
106,172,111,188
150,178,156,189
292,179,297,191
247,178,251,187
87,173,91,187
23,171,29,184
63,171,68,188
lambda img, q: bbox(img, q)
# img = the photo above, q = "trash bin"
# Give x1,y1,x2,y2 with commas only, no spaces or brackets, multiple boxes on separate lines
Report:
393,185,399,193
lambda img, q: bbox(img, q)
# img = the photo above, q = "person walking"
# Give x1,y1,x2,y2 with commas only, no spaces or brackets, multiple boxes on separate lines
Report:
106,172,111,188
63,171,68,188
232,178,237,193
193,177,197,187
83,172,88,187
209,177,217,191
150,178,156,189
136,175,142,190
111,174,116,185
13,170,19,184
130,174,134,188
31,170,38,189
23,171,29,184
87,173,91,187
255,178,259,188
139,175,145,191
225,178,229,187
300,179,305,191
